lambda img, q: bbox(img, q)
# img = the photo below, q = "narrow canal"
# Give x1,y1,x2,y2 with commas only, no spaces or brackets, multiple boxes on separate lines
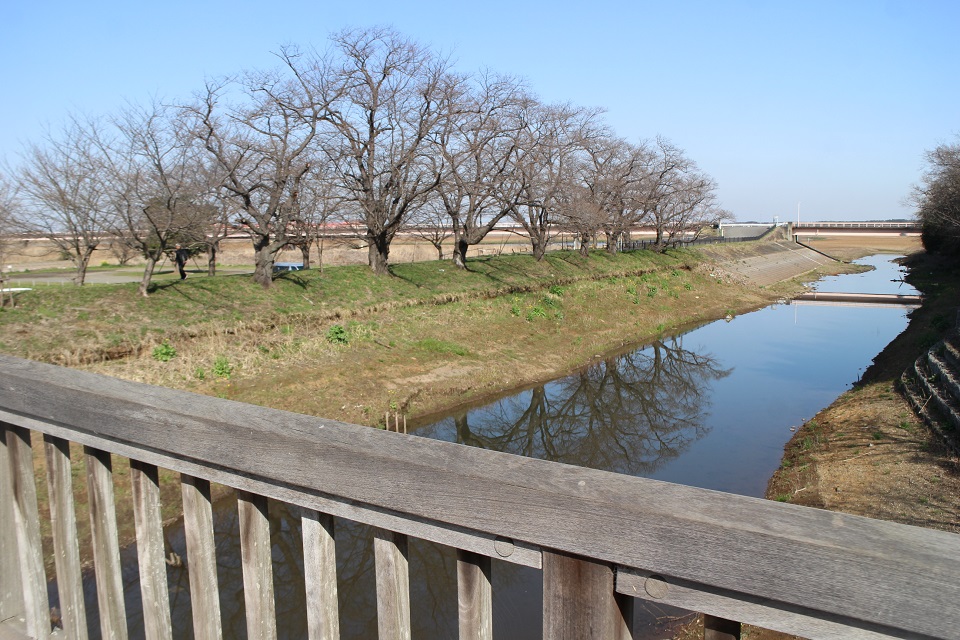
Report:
69,254,918,639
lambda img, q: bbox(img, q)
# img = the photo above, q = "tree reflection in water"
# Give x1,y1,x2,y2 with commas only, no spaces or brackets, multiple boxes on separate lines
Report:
75,337,728,639
441,336,731,476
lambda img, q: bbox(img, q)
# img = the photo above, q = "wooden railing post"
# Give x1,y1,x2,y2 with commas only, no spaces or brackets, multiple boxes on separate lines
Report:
238,490,277,640
85,445,129,640
130,460,173,640
43,435,88,640
373,529,411,640
0,424,25,627
704,614,741,640
456,549,492,640
543,550,632,640
302,509,340,640
181,475,223,640
3,424,49,639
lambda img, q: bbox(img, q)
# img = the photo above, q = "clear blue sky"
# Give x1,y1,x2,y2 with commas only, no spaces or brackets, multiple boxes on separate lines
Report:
2,0,957,221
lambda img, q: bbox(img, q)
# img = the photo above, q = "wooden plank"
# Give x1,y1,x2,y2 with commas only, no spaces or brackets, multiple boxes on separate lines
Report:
543,550,631,640
301,509,340,640
237,491,277,640
0,425,25,625
617,568,896,640
0,409,542,569
456,550,492,640
181,475,223,640
373,529,410,640
43,435,88,640
704,615,740,640
3,356,960,638
84,446,128,640
3,425,49,640
130,460,173,640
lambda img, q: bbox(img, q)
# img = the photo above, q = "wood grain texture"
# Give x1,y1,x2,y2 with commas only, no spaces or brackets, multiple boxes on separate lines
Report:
43,435,88,640
374,529,410,640
130,460,173,640
543,550,631,640
456,550,492,640
181,475,223,640
0,426,25,625
301,509,340,640
617,567,896,639
237,491,277,640
3,425,49,640
84,446,128,640
3,355,960,638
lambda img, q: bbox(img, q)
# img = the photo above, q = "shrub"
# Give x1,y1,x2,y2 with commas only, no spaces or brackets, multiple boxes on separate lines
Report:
151,341,176,362
213,356,232,378
325,324,349,345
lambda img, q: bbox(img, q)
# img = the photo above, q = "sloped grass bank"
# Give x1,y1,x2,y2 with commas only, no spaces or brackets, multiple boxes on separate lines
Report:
1,249,699,365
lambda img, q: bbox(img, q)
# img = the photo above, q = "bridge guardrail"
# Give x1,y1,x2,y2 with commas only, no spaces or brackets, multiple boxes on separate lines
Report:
2,354,959,639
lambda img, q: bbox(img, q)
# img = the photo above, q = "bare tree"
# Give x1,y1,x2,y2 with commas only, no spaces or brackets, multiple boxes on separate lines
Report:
432,71,529,268
640,138,727,251
510,103,601,260
16,117,115,285
406,195,452,260
188,47,334,288
282,159,343,269
0,174,18,305
914,138,960,255
560,135,650,255
104,101,219,295
320,27,450,275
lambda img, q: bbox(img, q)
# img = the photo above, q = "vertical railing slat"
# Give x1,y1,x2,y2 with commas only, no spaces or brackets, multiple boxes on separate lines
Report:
4,424,50,639
373,529,410,640
456,549,492,640
0,425,26,627
704,614,741,640
43,435,88,640
238,490,277,640
302,508,340,640
84,445,129,640
542,549,632,640
181,475,223,640
130,460,173,640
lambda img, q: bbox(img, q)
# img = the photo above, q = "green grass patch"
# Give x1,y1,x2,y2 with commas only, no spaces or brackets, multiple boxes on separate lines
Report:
412,338,471,357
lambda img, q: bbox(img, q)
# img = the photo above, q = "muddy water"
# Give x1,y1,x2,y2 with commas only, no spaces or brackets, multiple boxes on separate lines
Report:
63,255,916,639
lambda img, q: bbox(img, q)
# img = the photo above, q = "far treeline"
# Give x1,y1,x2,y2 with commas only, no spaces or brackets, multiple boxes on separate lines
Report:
0,26,731,296
915,136,960,255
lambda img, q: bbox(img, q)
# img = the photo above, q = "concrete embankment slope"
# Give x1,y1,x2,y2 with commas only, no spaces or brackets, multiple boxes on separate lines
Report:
704,241,839,286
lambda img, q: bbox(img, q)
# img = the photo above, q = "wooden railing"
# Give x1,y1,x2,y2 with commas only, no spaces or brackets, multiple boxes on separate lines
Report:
2,353,959,640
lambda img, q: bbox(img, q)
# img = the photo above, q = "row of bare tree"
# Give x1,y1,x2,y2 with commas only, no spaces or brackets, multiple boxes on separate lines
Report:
0,27,729,295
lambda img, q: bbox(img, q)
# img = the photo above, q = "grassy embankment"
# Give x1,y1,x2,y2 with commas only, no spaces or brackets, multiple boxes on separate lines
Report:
1,243,844,575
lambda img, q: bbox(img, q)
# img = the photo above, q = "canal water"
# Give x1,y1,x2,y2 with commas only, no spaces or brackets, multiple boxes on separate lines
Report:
65,254,917,639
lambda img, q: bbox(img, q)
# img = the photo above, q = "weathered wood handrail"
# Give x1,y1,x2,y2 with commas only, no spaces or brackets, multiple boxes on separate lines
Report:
2,353,960,639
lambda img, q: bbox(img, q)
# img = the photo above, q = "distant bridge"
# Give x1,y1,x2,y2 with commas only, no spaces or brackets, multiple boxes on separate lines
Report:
792,221,920,236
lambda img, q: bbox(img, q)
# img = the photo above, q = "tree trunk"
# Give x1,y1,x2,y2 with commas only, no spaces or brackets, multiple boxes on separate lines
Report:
207,243,217,277
579,232,590,257
605,231,618,254
432,241,444,261
73,249,93,286
300,244,311,270
137,256,158,297
452,237,469,269
532,237,548,261
252,237,274,288
368,233,391,276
